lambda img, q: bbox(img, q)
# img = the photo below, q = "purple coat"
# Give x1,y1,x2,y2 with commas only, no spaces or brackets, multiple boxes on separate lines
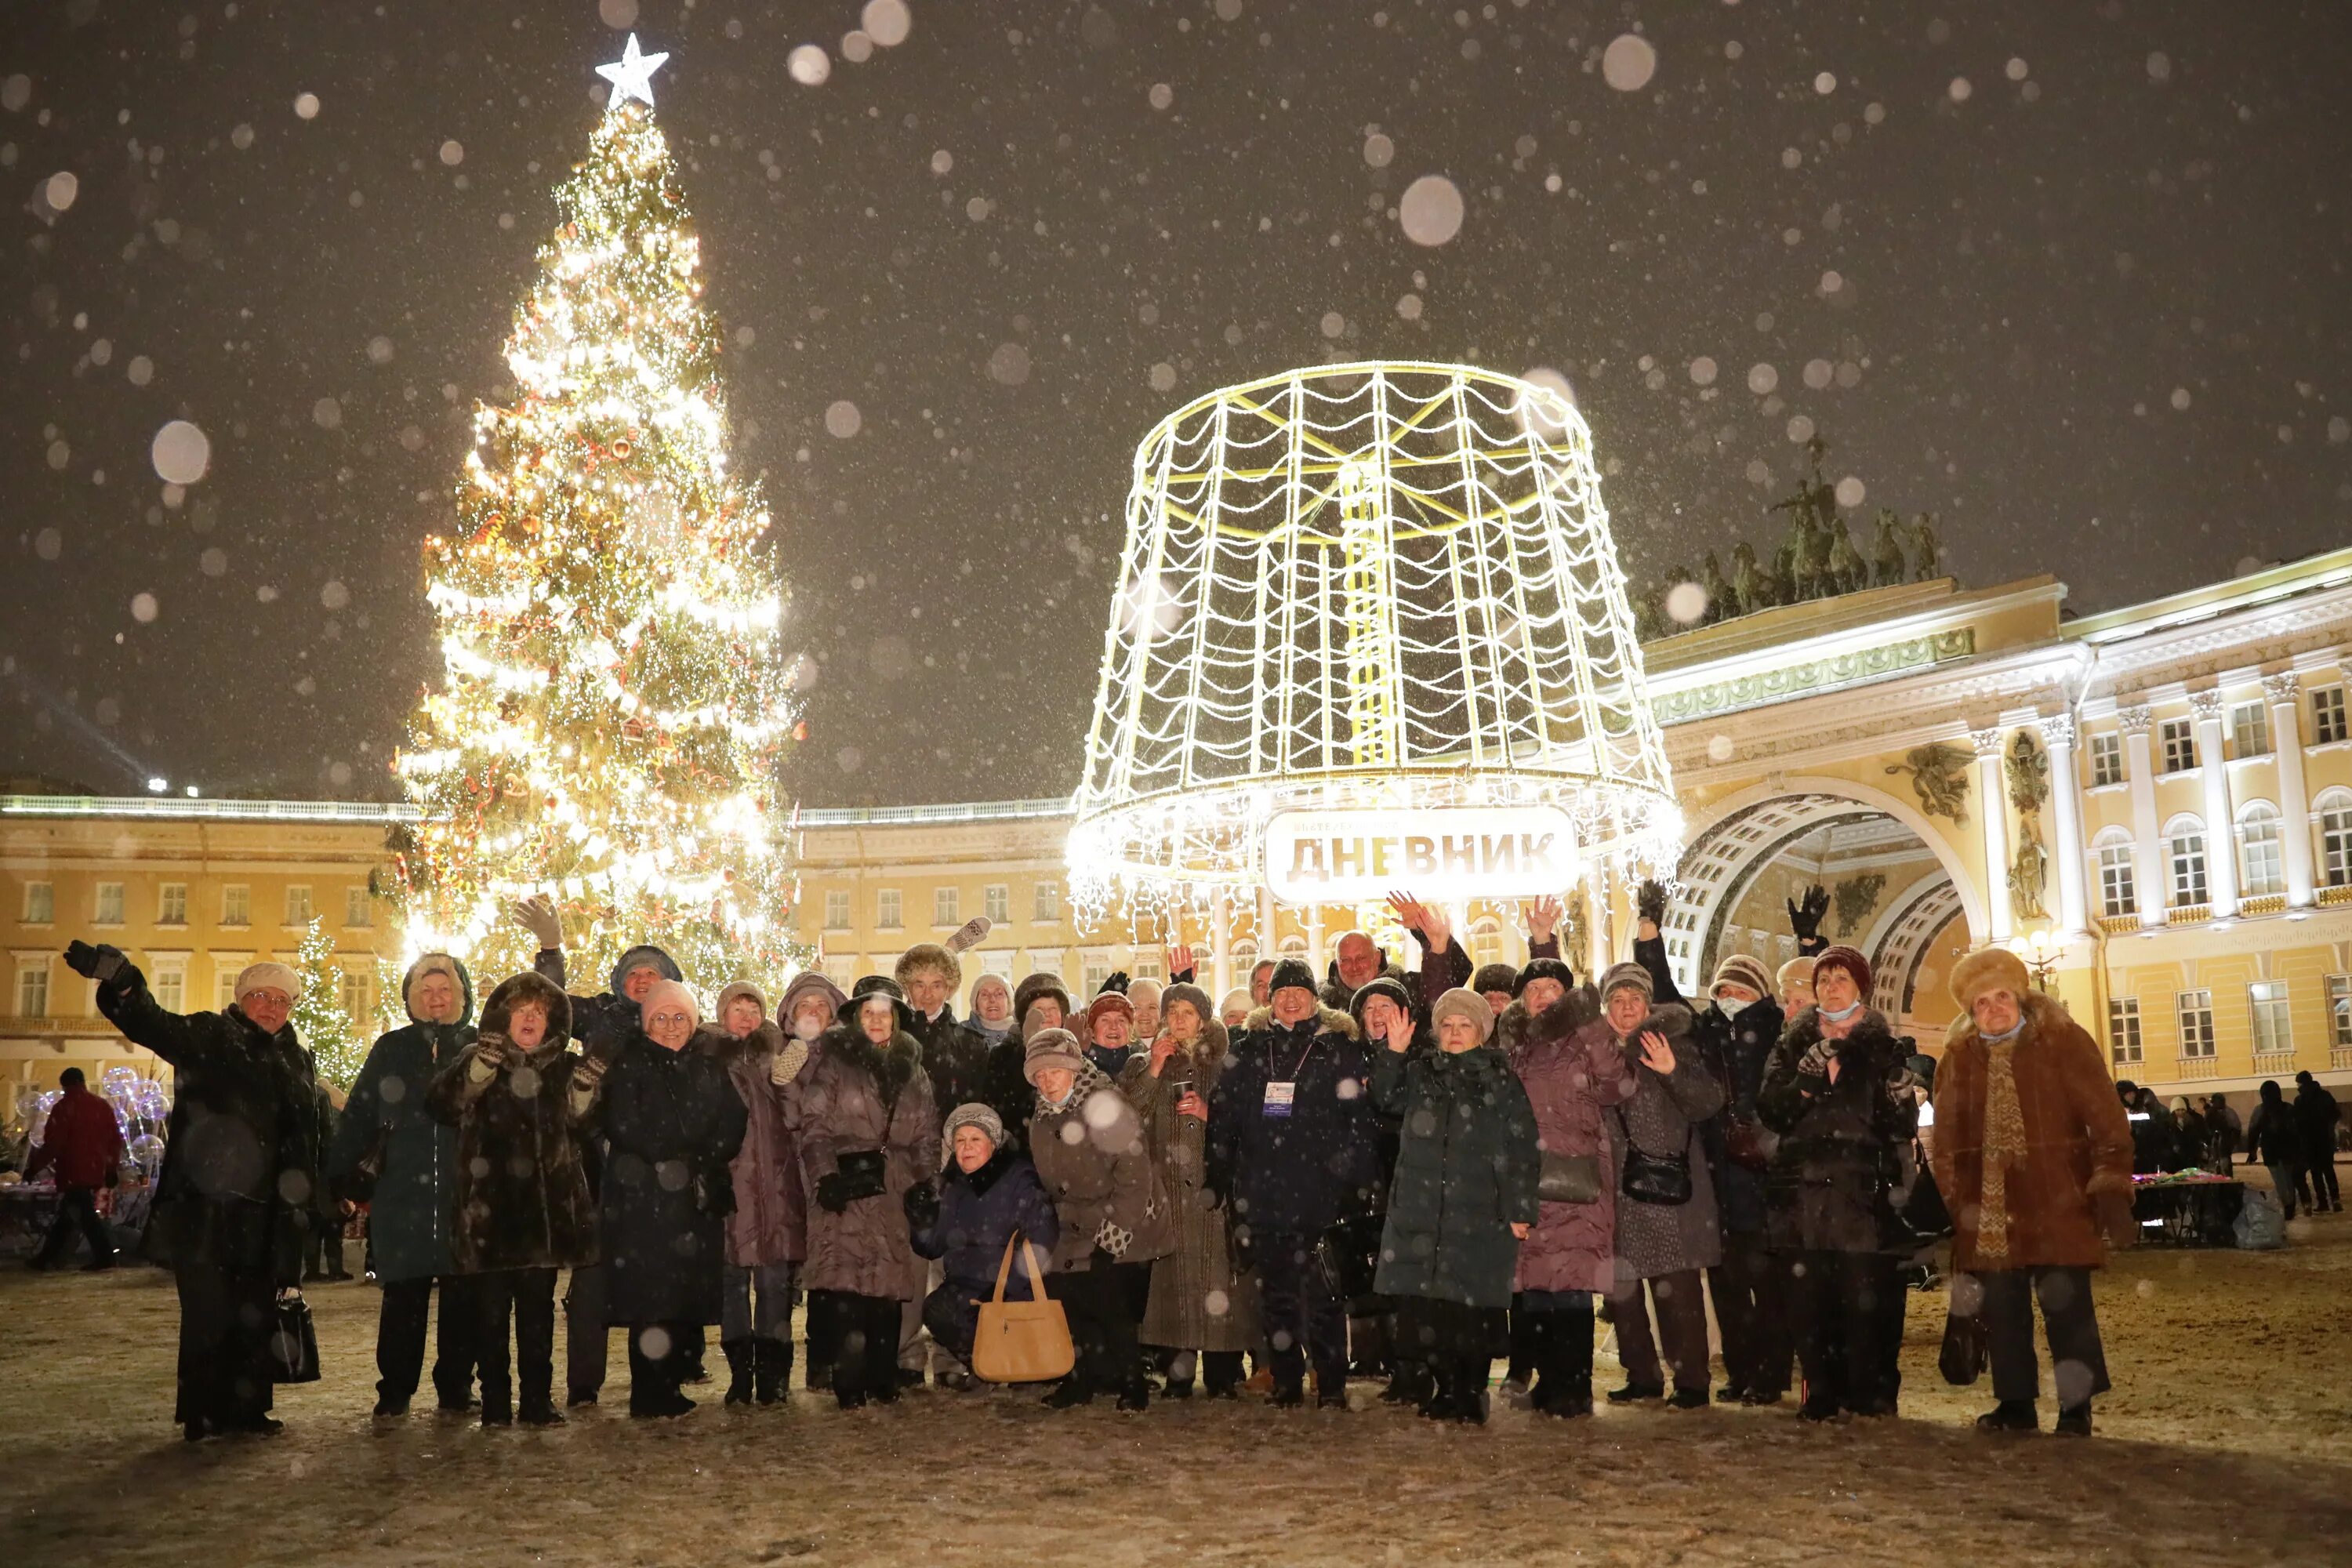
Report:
1509,990,1635,1295
707,1022,807,1269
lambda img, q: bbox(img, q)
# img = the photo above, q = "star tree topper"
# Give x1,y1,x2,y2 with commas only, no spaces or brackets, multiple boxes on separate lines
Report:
597,34,670,111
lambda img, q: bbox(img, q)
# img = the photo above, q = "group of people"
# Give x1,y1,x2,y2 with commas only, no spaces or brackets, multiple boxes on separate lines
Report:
56,873,2147,1440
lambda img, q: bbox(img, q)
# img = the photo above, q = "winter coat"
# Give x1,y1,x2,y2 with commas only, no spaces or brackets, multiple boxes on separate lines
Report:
1755,1006,1916,1255
424,972,598,1274
786,1022,938,1300
1371,1042,1541,1309
910,1147,1060,1298
982,1033,1039,1161
2295,1083,2342,1156
1692,993,1786,1237
1320,955,1413,1015
1602,1002,1724,1279
910,1004,992,1115
595,1028,750,1324
1508,989,1635,1296
1207,1005,1381,1238
2242,1091,2305,1169
1929,993,2135,1272
94,960,320,1282
29,1083,124,1190
1029,1061,1174,1272
327,955,476,1281
1122,1022,1258,1352
703,1022,806,1269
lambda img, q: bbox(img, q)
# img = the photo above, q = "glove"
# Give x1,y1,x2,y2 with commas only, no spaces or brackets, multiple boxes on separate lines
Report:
512,893,564,949
1788,885,1830,951
1099,971,1130,996
1635,879,1668,926
902,1181,941,1229
1796,1039,1836,1083
1094,1218,1134,1259
815,1173,851,1214
64,941,128,984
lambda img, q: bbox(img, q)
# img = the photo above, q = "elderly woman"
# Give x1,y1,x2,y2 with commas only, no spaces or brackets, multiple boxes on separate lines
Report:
906,1103,1059,1373
1371,990,1541,1425
1756,945,1916,1421
1594,960,1722,1409
1025,1026,1173,1410
706,981,804,1406
982,975,1073,1158
1123,982,1256,1398
1777,956,1817,1015
1218,989,1254,1032
786,976,938,1410
593,979,747,1417
1127,977,1164,1043
67,941,321,1441
1931,949,2134,1436
960,973,1018,1057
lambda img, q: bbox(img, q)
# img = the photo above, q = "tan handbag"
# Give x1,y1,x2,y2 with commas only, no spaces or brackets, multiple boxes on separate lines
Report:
970,1234,1075,1385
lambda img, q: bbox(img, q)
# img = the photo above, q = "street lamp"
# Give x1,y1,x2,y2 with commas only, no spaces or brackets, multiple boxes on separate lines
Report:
2019,928,2060,993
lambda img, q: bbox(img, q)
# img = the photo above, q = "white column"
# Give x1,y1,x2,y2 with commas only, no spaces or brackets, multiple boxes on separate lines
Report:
2190,689,2238,916
2118,705,2165,929
1582,864,1610,978
2041,713,2091,937
1210,890,1233,998
2267,672,2317,907
1973,727,2015,943
1258,885,1277,978
1306,905,1327,979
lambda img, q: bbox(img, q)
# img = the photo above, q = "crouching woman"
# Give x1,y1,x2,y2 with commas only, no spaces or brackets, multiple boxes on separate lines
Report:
427,971,598,1427
906,1103,1060,1373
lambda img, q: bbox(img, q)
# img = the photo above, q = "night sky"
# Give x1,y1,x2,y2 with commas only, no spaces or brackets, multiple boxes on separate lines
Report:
5,1,2350,808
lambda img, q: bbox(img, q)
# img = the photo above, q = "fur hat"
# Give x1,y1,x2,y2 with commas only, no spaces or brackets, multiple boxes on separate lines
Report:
1014,973,1073,1028
1776,956,1817,996
1084,990,1135,1040
1218,987,1254,1022
477,970,572,1045
1023,1026,1085,1083
234,961,300,1006
944,1101,1006,1151
1514,956,1577,997
1948,946,2031,1011
641,978,700,1029
401,952,470,1025
1710,953,1775,1003
1429,988,1494,1047
847,974,915,1033
1471,962,1522,997
1598,960,1654,1004
1813,944,1873,999
894,942,962,993
1267,957,1319,1000
1160,982,1216,1032
716,980,770,1022
1348,975,1415,1033
610,944,682,996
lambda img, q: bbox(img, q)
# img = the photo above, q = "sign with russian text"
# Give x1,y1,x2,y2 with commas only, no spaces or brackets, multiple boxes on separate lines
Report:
1263,804,1580,903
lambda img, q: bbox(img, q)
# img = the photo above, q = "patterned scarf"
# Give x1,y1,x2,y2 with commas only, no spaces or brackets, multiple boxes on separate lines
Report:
1975,1017,2028,1266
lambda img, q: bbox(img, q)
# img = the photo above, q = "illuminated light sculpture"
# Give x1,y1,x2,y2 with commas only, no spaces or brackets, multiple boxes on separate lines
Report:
1069,361,1682,916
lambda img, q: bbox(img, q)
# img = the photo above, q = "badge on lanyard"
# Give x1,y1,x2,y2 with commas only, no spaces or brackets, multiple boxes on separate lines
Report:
1262,1080,1297,1119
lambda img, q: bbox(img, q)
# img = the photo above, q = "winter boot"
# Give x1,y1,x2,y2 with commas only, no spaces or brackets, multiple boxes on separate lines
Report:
1606,1381,1664,1404
753,1337,789,1405
2053,1403,2093,1437
1452,1356,1490,1425
722,1339,753,1406
1042,1377,1094,1410
1976,1399,2038,1433
1202,1352,1245,1399
518,1399,565,1427
1117,1377,1152,1413
481,1395,514,1428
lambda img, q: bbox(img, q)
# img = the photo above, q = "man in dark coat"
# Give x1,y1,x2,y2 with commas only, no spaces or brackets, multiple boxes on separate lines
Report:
328,952,482,1417
1319,931,1410,1014
1688,953,1791,1405
2294,1071,2342,1213
27,1066,125,1271
1207,959,1380,1406
67,942,321,1440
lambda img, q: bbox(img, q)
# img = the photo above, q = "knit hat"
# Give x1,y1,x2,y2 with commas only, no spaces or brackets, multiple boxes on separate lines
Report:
1267,957,1319,1000
944,1101,1006,1152
1471,962,1522,997
716,980,770,1022
1776,956,1817,996
2169,1096,2190,1115
1022,1026,1085,1083
968,971,1014,1018
1084,990,1135,1038
1348,975,1416,1033
1813,944,1873,1000
1429,988,1494,1047
1218,988,1254,1022
1514,956,1577,997
1948,946,2031,1011
894,942,962,993
1710,953,1775,1003
234,961,300,1005
611,944,682,995
641,978,701,1029
1014,973,1073,1028
847,974,915,1033
1598,960,1654,1004
1160,982,1216,1033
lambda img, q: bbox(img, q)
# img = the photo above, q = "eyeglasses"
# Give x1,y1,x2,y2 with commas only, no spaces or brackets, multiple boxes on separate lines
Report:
648,1011,695,1031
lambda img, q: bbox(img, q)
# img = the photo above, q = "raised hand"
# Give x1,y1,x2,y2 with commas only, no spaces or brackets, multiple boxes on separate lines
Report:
63,941,127,983
1526,895,1563,943
1385,891,1428,937
513,893,564,949
1635,879,1668,926
1788,884,1829,944
1637,1030,1676,1076
1166,942,1196,982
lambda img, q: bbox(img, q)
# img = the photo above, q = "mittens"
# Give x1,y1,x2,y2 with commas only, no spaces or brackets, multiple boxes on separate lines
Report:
64,941,128,984
1796,1039,1837,1082
902,1181,941,1229
815,1172,851,1214
1094,1218,1134,1258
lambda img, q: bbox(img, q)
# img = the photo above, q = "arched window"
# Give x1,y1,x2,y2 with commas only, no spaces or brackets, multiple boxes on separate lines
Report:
2163,814,2209,909
2238,801,2284,898
1277,934,1308,960
2092,826,2138,918
1468,916,1506,967
2319,788,2352,889
1230,939,1260,976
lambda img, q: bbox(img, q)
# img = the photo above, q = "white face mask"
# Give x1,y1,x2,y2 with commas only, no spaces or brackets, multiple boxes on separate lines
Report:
790,1014,826,1042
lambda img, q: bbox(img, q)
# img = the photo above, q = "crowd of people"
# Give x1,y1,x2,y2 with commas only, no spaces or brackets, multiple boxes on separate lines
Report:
54,877,2173,1440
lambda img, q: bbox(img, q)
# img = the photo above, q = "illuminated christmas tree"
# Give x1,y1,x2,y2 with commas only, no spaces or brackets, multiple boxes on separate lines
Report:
292,918,364,1088
389,38,799,996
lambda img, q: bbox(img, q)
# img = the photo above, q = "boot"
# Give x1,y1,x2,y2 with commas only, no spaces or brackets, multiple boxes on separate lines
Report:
1976,1399,2038,1432
2053,1403,2092,1437
753,1337,789,1405
1042,1377,1094,1410
722,1339,753,1406
1117,1377,1151,1413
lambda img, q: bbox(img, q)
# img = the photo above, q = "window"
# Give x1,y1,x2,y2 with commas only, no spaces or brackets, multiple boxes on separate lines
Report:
1025,949,1064,980
158,883,187,925
2096,837,2137,918
1033,881,1062,923
2249,981,2292,1058
339,969,370,1023
2329,975,2352,1048
2314,686,2348,746
217,969,242,1010
2324,797,2352,887
821,953,861,989
16,961,50,1018
344,885,372,928
934,887,960,927
1131,950,1163,982
984,884,1010,924
875,889,902,930
2107,997,2143,1065
2239,804,2285,898
285,885,314,926
221,885,250,927
153,964,186,1014
22,881,54,924
2176,990,2216,1058
1082,956,1112,996
2089,731,2124,786
93,881,125,925
2230,700,2270,760
823,890,851,931
2165,820,2209,907
2160,717,2197,775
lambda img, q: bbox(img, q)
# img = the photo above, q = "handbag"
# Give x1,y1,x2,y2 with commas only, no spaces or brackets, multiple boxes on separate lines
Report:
1613,1108,1693,1207
1723,1116,1771,1174
832,1149,888,1202
1314,1210,1384,1301
1537,1151,1603,1205
970,1235,1076,1384
1939,1300,1988,1386
267,1290,322,1384
1889,1140,1955,1246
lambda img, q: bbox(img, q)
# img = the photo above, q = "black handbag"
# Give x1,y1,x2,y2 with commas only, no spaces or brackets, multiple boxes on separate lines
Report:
1939,1301,1988,1386
1537,1152,1603,1205
267,1291,322,1384
1613,1108,1694,1207
1315,1210,1384,1301
1889,1141,1955,1246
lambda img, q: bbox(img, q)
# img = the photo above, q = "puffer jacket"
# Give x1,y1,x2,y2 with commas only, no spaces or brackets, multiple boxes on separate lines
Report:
786,1021,938,1299
1693,993,1788,1237
1371,1041,1541,1309
1029,1061,1174,1273
1755,1005,1916,1255
704,1019,805,1269
596,1025,750,1324
326,953,474,1281
1510,988,1635,1295
911,1146,1060,1298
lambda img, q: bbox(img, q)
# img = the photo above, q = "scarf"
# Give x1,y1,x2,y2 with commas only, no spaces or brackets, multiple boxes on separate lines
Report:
966,1018,1012,1047
1976,1016,2029,1266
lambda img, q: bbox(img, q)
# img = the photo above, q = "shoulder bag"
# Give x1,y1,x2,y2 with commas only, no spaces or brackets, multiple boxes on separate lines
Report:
971,1234,1076,1384
1613,1105,1694,1207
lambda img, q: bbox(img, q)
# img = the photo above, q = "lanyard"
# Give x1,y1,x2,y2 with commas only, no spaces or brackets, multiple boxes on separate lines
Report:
1283,1034,1318,1082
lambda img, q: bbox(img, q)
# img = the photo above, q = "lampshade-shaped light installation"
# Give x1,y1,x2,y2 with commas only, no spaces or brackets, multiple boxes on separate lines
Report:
1069,361,1681,916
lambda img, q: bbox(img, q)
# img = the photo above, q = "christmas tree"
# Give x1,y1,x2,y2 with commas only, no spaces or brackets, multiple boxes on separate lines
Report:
389,38,799,997
293,918,364,1088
